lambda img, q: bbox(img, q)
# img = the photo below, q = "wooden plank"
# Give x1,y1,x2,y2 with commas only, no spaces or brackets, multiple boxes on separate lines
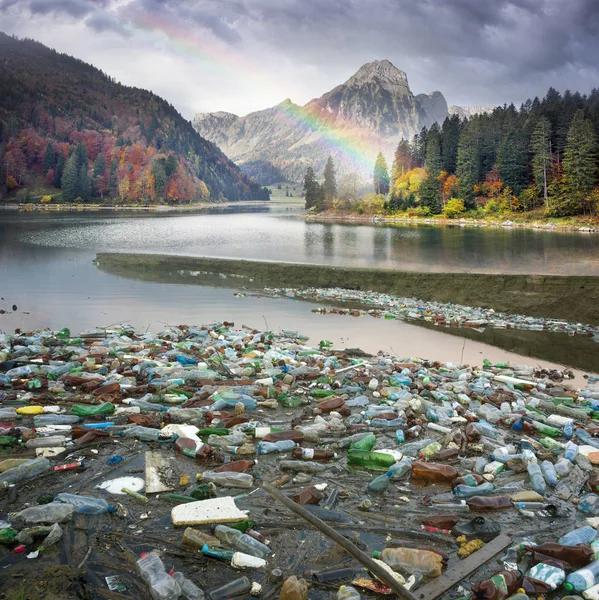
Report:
416,534,512,600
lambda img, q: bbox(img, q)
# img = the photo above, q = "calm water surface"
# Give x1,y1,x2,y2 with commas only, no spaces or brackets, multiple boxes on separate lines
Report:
1,204,598,378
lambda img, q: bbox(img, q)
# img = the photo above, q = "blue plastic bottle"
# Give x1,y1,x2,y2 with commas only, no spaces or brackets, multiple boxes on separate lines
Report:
559,525,598,546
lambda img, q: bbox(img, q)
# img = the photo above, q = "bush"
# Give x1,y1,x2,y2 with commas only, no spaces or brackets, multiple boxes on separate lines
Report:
407,205,432,217
443,198,465,219
483,200,501,214
40,195,52,204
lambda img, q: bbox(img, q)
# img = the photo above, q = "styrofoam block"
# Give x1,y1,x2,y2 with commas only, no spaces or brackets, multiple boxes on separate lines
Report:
171,497,248,526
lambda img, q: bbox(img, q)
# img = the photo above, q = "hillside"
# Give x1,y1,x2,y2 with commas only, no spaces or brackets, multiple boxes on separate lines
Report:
0,33,269,204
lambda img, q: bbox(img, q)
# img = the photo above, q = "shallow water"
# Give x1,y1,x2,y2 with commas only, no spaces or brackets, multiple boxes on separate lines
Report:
1,204,598,378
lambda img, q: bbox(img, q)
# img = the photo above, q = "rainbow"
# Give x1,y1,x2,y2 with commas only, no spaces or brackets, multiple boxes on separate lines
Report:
128,8,385,174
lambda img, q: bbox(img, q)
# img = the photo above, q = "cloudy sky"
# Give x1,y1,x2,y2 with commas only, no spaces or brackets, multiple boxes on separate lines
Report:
1,0,598,119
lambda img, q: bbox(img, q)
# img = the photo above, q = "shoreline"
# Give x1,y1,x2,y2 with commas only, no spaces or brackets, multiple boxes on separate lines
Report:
0,200,272,212
305,212,599,233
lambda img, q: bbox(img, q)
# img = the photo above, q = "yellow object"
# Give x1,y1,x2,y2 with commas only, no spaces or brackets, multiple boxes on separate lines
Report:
457,536,484,558
179,475,191,487
15,406,44,415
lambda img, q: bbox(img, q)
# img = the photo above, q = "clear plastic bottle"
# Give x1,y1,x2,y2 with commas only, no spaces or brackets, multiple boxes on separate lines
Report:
209,577,251,600
373,548,443,577
0,457,51,485
214,525,270,558
565,560,599,592
387,458,413,479
25,436,67,449
120,426,162,442
198,472,253,489
10,503,75,528
257,440,297,454
527,462,546,495
560,526,598,546
566,441,579,462
137,552,181,600
540,460,558,487
368,472,391,493
171,572,204,599
33,414,80,426
54,493,114,514
579,495,599,515
454,482,496,498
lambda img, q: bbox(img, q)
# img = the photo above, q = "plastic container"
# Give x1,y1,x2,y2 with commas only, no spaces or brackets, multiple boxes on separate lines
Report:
373,548,443,577
209,576,251,599
526,563,565,590
559,526,598,546
566,560,599,592
257,440,297,454
231,552,266,569
171,572,204,600
10,503,75,528
0,457,51,485
198,472,253,489
55,493,114,514
280,576,308,600
137,551,181,600
527,462,546,495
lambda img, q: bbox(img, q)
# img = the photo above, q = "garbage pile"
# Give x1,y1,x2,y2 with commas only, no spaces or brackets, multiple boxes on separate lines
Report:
1,323,599,599
257,286,599,342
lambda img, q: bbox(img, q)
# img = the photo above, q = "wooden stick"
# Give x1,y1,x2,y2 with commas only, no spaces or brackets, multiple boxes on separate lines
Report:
262,482,418,600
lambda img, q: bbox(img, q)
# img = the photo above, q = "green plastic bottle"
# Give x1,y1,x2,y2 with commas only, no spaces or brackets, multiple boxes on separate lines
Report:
531,421,561,438
0,528,17,545
56,328,71,339
196,428,229,437
0,436,17,446
311,390,336,399
228,519,256,532
71,402,115,417
347,450,396,471
350,433,377,452
278,396,305,408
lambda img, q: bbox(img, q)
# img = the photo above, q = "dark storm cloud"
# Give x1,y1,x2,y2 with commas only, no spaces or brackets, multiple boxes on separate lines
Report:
0,0,109,18
1,0,598,108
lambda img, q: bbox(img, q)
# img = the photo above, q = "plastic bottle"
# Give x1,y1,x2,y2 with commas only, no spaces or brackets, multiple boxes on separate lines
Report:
182,528,220,549
171,572,204,600
526,543,595,567
559,526,598,546
368,472,391,493
10,503,75,528
388,458,413,479
214,525,270,558
373,548,443,577
71,402,115,416
137,552,181,600
579,495,599,515
257,440,297,454
25,436,67,449
471,569,522,600
291,447,334,461
566,441,580,462
454,482,496,498
527,462,546,495
213,460,255,473
349,433,377,451
0,457,51,485
566,560,599,592
347,450,396,471
411,462,458,482
33,414,80,426
419,442,442,458
280,576,308,600
54,493,114,514
336,585,361,600
339,432,372,448
209,577,251,600
540,460,557,487
198,472,253,489
120,426,162,442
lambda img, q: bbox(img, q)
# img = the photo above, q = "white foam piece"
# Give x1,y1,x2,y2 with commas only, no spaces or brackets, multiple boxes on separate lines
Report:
98,476,145,495
171,497,248,526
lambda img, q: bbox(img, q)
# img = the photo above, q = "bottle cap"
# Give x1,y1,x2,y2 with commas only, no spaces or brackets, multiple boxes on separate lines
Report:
373,551,380,559
564,583,573,592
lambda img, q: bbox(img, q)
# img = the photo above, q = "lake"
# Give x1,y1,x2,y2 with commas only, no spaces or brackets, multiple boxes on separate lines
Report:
1,203,598,378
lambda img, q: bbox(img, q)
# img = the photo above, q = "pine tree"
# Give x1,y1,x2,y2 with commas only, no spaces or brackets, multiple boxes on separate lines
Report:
456,123,480,210
530,117,552,208
303,166,319,209
323,156,337,200
61,154,78,202
54,153,65,188
420,125,443,212
496,125,527,197
78,164,91,201
43,143,55,174
441,115,461,174
93,154,106,177
109,158,119,197
558,110,597,215
391,139,412,185
373,153,390,195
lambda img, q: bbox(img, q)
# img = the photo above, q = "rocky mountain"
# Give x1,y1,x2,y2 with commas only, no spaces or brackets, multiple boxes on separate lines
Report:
195,60,456,183
0,33,269,203
448,105,495,119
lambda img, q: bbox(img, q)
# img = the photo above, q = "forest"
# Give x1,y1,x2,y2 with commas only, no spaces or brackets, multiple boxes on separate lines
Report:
0,33,270,204
305,87,599,219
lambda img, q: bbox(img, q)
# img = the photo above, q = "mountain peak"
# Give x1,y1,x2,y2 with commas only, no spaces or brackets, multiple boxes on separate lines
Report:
346,59,409,88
